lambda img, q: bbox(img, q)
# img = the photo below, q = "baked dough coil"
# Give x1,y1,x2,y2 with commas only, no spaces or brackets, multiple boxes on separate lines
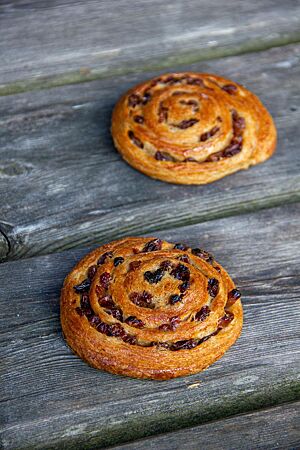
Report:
61,237,243,379
111,72,276,184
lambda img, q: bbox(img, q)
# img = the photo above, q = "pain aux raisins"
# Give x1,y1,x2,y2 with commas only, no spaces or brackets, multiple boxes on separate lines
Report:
66,236,242,382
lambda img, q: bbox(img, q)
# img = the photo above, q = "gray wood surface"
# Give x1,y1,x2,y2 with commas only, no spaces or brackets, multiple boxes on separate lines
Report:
110,402,300,450
1,204,300,449
1,0,300,95
1,44,300,261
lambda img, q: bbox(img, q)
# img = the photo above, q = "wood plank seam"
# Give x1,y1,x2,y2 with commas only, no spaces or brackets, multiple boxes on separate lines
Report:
1,37,300,97
106,401,300,450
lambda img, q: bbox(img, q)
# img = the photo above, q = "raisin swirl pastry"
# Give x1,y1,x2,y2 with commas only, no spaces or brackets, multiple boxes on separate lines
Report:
111,72,276,184
61,237,243,379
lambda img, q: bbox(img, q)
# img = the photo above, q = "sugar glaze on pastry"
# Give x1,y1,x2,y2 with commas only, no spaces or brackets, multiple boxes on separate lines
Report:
111,72,276,184
61,237,243,379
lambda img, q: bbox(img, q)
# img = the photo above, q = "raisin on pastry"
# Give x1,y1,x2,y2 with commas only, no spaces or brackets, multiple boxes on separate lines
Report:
61,237,243,379
111,73,276,184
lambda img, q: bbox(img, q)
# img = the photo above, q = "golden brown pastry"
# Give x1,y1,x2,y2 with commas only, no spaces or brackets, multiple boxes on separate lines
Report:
61,237,243,379
111,72,276,184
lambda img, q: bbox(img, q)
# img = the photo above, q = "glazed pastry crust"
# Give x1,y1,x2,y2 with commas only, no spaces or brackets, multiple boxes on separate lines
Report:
111,72,276,184
61,237,243,379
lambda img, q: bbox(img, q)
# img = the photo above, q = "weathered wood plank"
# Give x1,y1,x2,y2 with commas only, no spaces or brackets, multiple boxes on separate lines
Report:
0,44,299,261
110,402,300,450
1,204,299,449
1,0,300,95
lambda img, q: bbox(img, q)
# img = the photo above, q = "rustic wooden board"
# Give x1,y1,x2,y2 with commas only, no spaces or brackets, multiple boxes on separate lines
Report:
110,402,300,450
1,204,299,449
0,44,300,261
1,0,300,95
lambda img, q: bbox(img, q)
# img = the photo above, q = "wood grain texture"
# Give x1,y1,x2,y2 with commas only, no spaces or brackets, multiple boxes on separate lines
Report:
110,402,300,450
0,44,300,261
1,0,300,95
1,204,300,449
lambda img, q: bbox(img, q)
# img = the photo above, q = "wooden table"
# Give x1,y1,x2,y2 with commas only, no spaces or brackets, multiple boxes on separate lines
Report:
1,1,300,448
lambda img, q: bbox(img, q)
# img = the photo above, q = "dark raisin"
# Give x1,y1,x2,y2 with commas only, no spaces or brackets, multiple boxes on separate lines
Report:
165,76,179,84
160,260,173,271
195,305,210,322
200,126,220,142
81,292,90,310
233,116,245,134
149,78,161,87
142,91,151,104
128,260,142,271
143,238,162,252
122,334,137,345
128,130,144,149
186,77,204,87
74,278,91,293
104,325,114,337
174,242,188,251
99,272,111,289
129,291,154,308
75,307,84,316
159,323,172,331
205,151,223,162
169,294,183,305
223,143,242,158
110,323,125,337
192,248,213,263
171,339,197,351
97,251,113,265
155,151,173,161
214,266,221,273
231,135,243,146
170,316,180,329
134,115,144,124
222,84,237,94
170,264,190,281
177,254,190,264
226,289,241,307
173,118,199,129
128,94,141,107
158,317,179,332
179,280,190,293
84,307,93,319
208,278,219,298
87,265,97,280
98,295,114,308
110,307,123,322
218,311,234,328
125,316,145,328
144,268,164,284
89,315,101,327
97,321,108,334
114,257,124,267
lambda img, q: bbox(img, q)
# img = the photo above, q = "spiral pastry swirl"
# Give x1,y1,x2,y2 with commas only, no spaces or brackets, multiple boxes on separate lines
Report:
111,72,276,184
61,237,243,379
